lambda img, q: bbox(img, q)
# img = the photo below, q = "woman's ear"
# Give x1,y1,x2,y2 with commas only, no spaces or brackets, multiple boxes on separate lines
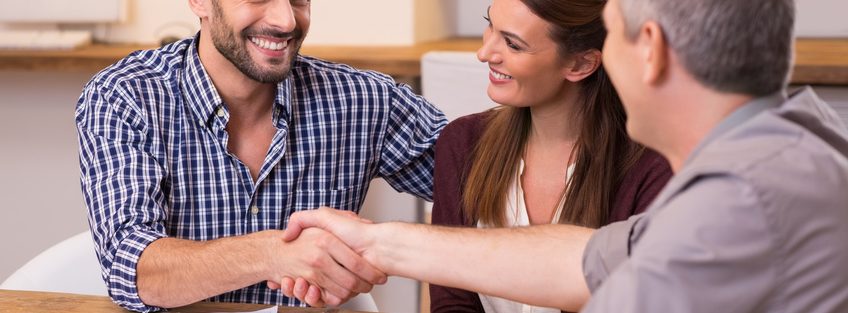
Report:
563,49,602,82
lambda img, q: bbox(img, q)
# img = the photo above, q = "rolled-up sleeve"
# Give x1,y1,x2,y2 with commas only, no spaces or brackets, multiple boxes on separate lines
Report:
76,81,169,312
581,175,773,313
582,214,644,292
378,82,447,201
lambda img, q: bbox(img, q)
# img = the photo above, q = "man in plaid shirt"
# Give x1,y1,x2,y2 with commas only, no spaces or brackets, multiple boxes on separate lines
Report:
75,0,446,311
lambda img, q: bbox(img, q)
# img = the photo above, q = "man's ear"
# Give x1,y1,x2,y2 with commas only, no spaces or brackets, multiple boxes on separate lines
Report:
637,21,668,85
188,0,211,20
563,49,602,82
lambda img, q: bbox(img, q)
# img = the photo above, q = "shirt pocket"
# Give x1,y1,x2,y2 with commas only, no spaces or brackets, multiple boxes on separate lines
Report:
290,187,362,214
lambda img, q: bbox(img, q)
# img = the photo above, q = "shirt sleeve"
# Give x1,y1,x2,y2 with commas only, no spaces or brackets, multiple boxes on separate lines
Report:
378,82,447,201
76,81,169,312
582,214,644,292
429,118,485,313
581,175,775,313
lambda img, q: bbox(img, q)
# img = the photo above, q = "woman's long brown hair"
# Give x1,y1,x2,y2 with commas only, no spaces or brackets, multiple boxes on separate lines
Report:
463,0,643,228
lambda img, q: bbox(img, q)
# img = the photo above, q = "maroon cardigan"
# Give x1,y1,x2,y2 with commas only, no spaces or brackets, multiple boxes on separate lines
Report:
429,112,673,313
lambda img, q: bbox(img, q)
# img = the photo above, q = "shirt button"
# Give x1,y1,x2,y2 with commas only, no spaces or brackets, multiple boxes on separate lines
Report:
251,206,260,215
216,108,225,117
198,119,204,127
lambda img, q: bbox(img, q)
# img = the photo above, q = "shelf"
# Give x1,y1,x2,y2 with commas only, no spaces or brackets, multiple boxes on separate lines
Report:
0,37,846,85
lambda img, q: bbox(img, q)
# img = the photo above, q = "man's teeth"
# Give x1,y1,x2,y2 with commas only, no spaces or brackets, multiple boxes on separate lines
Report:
250,37,288,51
491,70,512,80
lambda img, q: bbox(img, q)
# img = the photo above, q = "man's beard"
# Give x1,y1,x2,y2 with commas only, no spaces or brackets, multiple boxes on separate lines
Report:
209,10,303,83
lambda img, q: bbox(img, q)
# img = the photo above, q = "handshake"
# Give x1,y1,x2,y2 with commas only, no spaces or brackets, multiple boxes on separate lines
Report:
267,207,391,307
261,207,591,311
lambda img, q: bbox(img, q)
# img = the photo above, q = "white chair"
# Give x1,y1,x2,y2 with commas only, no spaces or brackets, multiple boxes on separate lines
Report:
0,230,378,311
0,230,107,295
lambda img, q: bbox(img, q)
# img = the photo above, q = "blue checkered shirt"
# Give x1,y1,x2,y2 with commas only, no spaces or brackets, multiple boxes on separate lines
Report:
75,36,446,312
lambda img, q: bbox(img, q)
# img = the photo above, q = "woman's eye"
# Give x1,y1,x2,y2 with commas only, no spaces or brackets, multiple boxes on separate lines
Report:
505,38,520,50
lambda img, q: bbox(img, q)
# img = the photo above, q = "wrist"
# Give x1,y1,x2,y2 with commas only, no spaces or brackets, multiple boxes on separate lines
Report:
367,222,399,274
252,230,285,280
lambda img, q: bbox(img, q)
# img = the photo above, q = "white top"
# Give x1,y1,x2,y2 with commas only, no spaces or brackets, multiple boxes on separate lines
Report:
477,160,574,313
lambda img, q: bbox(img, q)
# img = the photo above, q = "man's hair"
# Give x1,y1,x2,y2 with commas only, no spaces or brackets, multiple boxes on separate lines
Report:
619,0,795,96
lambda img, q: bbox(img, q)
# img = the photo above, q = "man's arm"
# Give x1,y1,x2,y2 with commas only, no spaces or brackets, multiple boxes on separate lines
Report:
581,176,773,313
137,228,383,308
283,208,593,312
377,83,447,201
76,83,384,311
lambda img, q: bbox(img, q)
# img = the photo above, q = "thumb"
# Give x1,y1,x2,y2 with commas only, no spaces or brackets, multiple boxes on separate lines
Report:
282,208,330,242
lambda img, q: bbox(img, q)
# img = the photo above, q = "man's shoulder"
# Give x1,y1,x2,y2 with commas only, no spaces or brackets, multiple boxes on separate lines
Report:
292,55,397,88
88,39,191,91
675,97,848,212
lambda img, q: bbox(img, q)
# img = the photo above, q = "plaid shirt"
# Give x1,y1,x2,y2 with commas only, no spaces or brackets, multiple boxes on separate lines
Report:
75,36,446,312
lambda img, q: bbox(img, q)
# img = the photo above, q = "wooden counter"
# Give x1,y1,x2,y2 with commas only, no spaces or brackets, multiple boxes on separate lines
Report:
0,37,846,85
0,289,372,313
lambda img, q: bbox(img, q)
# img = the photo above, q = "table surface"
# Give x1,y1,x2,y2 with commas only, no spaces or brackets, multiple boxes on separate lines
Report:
0,37,846,85
0,289,373,313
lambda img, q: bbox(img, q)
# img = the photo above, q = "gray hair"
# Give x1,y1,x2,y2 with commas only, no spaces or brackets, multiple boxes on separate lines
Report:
618,0,795,96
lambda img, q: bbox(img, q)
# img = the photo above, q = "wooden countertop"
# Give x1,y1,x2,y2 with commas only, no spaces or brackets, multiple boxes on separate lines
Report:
0,289,372,313
0,37,846,85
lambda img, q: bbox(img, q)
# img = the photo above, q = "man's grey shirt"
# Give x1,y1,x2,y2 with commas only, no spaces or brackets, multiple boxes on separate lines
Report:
582,87,848,312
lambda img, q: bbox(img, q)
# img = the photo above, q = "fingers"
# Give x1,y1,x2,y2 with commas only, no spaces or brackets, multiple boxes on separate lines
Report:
320,287,345,307
283,207,335,242
267,280,282,290
296,277,325,307
296,230,369,303
315,254,371,300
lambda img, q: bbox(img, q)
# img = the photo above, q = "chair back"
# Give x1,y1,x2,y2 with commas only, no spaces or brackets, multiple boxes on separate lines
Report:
0,230,107,296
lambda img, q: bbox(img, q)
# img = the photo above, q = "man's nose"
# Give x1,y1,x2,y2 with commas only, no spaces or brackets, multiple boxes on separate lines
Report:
266,0,297,33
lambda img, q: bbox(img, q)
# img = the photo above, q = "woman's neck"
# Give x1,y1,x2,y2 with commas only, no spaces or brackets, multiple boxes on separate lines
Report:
527,92,581,146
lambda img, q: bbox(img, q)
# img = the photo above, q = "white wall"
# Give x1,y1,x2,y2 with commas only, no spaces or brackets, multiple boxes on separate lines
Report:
796,0,848,37
0,71,95,285
456,0,489,37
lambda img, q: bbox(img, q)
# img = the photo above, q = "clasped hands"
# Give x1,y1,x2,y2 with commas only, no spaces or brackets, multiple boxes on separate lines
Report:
266,207,385,307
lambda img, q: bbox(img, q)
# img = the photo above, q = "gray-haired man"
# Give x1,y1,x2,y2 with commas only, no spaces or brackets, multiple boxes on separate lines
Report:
281,0,848,311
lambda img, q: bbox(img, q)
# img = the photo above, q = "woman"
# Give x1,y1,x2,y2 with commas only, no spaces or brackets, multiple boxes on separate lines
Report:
428,0,672,312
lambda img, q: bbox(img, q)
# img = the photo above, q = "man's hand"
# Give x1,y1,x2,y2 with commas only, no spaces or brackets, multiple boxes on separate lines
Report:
283,207,376,257
265,226,385,306
269,208,382,306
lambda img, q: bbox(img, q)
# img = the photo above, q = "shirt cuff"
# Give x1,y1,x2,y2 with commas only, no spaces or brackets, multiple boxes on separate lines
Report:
582,214,643,292
108,229,168,312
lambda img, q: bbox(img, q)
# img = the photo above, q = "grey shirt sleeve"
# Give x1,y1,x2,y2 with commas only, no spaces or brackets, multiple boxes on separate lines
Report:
582,213,645,292
581,175,776,313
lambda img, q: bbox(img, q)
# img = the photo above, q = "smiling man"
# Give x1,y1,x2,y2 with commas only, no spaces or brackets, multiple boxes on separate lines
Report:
74,0,446,311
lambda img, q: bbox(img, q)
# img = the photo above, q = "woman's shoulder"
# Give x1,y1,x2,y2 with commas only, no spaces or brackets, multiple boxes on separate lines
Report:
610,147,673,221
624,147,673,187
437,110,495,148
633,148,671,172
445,111,493,133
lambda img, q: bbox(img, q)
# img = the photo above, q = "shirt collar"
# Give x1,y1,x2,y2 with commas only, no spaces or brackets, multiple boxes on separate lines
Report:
180,33,294,129
685,91,786,165
181,34,223,128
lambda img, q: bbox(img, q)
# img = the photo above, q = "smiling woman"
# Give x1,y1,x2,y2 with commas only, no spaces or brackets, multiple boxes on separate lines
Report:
428,0,672,312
